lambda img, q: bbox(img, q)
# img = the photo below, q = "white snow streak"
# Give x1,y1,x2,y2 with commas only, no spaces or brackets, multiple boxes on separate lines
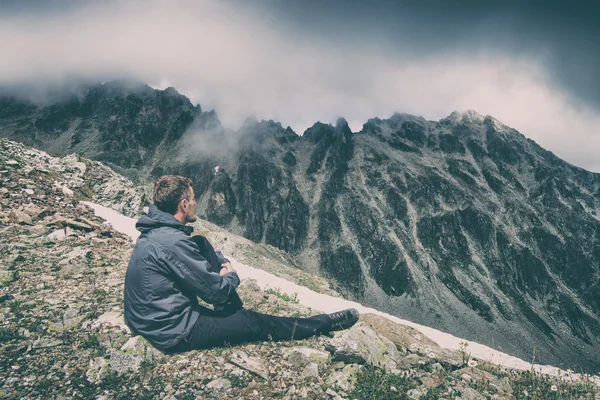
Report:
81,201,140,242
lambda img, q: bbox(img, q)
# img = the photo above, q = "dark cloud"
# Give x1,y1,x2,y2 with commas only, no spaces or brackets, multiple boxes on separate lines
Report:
241,0,600,110
0,0,90,14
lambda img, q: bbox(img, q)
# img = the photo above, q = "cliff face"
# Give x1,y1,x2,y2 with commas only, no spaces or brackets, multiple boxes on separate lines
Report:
1,82,600,370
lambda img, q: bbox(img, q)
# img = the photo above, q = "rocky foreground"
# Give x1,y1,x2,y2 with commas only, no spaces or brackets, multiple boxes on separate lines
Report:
1,138,599,399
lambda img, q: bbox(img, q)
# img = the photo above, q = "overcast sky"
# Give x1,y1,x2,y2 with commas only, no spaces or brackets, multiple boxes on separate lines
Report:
1,0,599,171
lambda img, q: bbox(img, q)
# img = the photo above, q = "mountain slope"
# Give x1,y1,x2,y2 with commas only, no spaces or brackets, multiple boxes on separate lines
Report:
1,82,599,370
1,138,599,399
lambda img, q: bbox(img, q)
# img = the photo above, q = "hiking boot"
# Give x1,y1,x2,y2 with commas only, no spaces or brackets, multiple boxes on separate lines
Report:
327,308,359,331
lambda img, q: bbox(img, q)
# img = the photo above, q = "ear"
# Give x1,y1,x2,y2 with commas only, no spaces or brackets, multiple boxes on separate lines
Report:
177,198,187,214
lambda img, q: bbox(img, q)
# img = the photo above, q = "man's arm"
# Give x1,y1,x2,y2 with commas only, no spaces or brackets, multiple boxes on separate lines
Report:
189,235,224,273
162,238,240,305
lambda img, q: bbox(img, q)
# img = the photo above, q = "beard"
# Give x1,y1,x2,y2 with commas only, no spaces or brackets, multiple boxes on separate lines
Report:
186,211,198,223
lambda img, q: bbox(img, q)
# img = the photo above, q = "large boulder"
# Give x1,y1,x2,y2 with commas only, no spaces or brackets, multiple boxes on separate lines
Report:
326,364,362,392
9,209,32,225
326,324,399,371
228,351,269,380
286,347,331,369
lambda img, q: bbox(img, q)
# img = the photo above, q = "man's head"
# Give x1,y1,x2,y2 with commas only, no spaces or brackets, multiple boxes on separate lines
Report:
153,175,197,224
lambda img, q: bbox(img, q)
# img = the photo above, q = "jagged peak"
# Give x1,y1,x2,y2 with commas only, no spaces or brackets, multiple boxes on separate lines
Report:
335,117,348,129
193,109,221,131
96,79,154,97
241,117,287,131
443,110,485,124
302,121,335,142
163,86,181,96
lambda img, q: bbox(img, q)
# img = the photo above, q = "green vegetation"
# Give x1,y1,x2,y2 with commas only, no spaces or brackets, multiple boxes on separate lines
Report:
80,333,100,349
227,372,253,389
264,286,299,304
508,370,597,399
0,326,21,343
348,366,418,399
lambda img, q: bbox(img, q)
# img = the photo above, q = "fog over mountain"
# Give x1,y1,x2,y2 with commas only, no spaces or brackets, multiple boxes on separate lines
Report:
0,0,599,171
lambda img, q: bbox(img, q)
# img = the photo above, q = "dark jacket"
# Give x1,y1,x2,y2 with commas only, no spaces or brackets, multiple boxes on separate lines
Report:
123,205,240,350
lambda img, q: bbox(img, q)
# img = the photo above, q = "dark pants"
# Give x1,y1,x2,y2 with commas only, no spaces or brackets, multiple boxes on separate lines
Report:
166,305,333,353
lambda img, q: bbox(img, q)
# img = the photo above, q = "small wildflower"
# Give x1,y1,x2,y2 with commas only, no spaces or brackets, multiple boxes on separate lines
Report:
427,352,435,359
523,390,529,397
390,386,397,392
425,347,432,353
550,385,558,392
467,359,478,368
410,343,418,350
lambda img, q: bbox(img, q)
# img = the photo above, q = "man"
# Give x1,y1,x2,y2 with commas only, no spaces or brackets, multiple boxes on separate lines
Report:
124,175,359,353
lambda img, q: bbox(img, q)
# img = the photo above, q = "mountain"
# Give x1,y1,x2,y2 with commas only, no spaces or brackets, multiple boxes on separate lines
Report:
1,81,599,371
1,138,598,399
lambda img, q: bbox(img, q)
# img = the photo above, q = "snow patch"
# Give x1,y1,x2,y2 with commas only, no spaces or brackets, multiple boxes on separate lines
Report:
80,201,140,242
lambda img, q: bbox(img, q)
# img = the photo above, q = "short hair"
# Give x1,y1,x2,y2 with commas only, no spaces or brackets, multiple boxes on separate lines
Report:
153,175,194,214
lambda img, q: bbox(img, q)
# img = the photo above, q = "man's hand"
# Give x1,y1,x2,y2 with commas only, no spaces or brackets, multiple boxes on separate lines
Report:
219,262,235,276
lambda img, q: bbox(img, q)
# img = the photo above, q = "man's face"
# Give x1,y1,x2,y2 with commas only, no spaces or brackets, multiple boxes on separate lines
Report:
185,187,197,223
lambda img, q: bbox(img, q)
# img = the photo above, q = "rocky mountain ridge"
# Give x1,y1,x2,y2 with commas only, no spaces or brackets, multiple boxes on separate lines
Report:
1,81,599,371
1,138,599,399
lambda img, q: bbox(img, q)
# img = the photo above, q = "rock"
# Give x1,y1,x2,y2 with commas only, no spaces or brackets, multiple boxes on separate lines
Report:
57,184,73,196
287,347,331,368
109,350,142,374
326,324,399,370
330,361,345,370
206,377,231,390
65,218,93,232
77,217,102,230
5,159,19,167
420,373,444,388
300,362,320,379
9,210,32,225
47,228,67,241
23,203,43,218
228,351,269,380
0,270,17,287
396,353,431,369
86,357,110,384
407,388,422,399
31,339,64,349
88,311,131,333
120,336,165,363
431,362,444,371
453,367,506,394
360,314,438,352
239,278,262,292
326,364,361,392
62,307,83,329
456,385,486,400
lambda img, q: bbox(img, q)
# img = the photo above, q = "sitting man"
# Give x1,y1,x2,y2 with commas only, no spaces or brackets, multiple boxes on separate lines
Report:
124,175,359,353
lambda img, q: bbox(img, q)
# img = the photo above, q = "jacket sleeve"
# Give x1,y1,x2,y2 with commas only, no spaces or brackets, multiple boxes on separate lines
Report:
162,238,240,305
214,250,230,265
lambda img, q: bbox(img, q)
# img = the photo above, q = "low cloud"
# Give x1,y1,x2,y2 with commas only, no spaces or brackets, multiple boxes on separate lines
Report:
1,0,599,171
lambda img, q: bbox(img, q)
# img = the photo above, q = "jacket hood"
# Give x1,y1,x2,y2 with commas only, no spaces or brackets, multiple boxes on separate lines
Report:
136,205,194,236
